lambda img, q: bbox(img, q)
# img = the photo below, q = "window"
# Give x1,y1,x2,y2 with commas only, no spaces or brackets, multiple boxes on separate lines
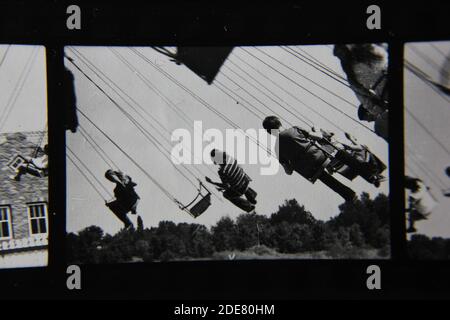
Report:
28,203,48,235
8,155,26,171
0,206,12,240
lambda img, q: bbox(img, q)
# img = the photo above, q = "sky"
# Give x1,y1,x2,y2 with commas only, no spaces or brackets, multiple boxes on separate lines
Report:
404,41,450,238
66,45,390,235
0,45,47,134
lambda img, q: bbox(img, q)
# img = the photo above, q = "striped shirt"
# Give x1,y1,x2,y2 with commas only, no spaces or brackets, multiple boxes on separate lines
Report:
218,157,251,195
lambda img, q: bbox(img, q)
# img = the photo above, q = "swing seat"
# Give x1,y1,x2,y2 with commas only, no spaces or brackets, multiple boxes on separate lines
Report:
177,181,212,218
188,193,212,218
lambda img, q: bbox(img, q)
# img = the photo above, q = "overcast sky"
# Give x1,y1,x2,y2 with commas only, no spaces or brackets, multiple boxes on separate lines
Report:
405,41,450,238
0,45,47,134
66,45,389,235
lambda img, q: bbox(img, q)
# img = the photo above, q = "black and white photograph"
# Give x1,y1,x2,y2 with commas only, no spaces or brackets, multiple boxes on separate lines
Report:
404,41,450,259
65,44,390,264
0,45,48,269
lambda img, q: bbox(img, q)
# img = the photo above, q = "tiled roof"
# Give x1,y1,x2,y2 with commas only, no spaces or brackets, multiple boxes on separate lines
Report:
0,131,48,198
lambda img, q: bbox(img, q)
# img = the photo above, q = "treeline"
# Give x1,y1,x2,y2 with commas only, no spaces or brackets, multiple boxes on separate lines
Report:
408,235,450,259
67,192,390,263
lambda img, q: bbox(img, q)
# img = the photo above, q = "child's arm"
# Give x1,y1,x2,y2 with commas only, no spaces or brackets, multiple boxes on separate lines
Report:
205,176,229,189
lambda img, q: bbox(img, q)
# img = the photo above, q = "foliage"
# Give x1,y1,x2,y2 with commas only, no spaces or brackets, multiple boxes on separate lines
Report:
67,193,392,263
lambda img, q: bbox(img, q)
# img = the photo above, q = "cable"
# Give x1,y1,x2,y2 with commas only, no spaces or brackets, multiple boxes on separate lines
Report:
67,147,112,199
430,43,448,59
281,46,358,108
285,45,390,110
67,51,223,207
76,107,176,202
406,143,448,189
232,51,348,133
295,46,346,81
409,45,442,75
0,47,38,131
405,60,450,104
78,125,120,170
67,153,109,200
226,58,315,126
407,155,446,191
213,80,266,120
222,61,313,127
0,45,11,69
405,107,450,157
66,53,201,191
106,48,220,180
137,47,274,157
246,47,375,133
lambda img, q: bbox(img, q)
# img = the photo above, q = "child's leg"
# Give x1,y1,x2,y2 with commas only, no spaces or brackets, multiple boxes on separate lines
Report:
130,199,139,215
244,188,257,204
107,201,133,228
223,190,255,212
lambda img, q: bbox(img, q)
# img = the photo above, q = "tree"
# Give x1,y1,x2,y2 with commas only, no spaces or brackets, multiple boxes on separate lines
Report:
235,214,260,250
212,216,238,252
270,199,316,226
348,224,366,247
137,216,144,232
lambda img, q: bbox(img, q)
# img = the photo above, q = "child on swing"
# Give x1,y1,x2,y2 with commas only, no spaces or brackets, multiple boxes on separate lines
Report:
11,144,48,182
104,169,140,230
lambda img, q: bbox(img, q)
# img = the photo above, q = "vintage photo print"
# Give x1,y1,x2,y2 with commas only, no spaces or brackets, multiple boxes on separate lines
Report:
65,44,390,263
404,41,450,259
0,45,48,269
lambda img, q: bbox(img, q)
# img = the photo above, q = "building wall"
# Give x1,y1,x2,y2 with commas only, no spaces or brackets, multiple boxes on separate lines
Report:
0,132,48,267
0,248,48,269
